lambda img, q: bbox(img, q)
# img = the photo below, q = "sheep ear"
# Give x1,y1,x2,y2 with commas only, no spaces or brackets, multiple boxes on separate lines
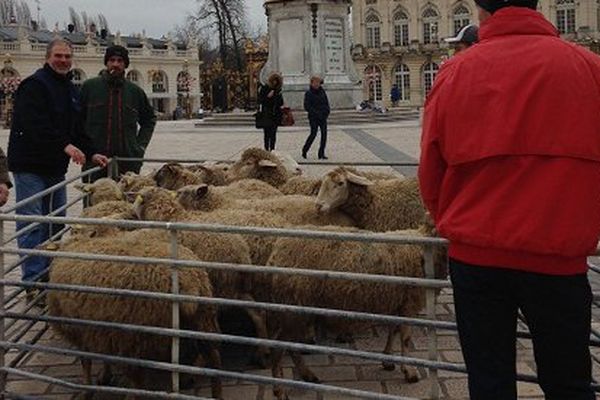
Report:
195,184,209,198
346,172,373,187
258,160,278,168
74,183,92,193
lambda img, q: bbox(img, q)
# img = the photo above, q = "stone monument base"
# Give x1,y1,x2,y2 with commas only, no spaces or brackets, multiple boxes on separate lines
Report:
283,82,363,110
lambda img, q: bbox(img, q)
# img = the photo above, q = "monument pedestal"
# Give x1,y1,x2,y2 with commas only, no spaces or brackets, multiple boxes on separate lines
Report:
261,0,362,110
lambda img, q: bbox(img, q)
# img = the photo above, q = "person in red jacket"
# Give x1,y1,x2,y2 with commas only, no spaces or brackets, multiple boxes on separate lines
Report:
419,0,600,399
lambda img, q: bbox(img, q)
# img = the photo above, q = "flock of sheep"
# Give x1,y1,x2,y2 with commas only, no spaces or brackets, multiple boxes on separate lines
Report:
44,147,447,400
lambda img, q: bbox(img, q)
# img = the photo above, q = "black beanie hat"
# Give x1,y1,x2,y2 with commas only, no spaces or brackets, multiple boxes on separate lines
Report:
475,0,538,13
104,45,130,68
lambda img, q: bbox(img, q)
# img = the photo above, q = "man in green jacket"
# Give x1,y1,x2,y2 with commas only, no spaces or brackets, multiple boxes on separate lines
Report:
81,45,156,181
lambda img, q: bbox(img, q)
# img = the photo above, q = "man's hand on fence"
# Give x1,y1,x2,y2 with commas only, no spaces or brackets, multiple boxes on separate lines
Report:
0,183,9,206
64,144,86,165
91,154,109,168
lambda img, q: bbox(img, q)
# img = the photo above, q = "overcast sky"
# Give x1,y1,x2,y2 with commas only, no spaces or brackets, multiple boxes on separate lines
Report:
25,0,266,37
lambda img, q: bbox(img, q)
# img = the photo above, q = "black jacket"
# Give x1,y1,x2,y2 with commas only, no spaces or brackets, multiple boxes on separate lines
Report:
304,86,330,121
8,64,97,176
258,84,284,126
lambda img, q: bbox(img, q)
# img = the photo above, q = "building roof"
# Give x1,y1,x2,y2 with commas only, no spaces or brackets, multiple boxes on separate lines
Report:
0,24,189,50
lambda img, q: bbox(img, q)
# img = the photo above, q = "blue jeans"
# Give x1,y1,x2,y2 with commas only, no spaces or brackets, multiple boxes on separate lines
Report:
13,173,66,282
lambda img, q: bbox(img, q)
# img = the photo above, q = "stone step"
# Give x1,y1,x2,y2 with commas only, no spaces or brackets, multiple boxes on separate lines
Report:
196,109,420,127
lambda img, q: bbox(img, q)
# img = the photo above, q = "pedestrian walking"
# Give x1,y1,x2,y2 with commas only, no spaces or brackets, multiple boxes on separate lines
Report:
257,72,284,151
81,45,156,181
302,76,330,160
7,38,108,292
390,84,400,107
419,1,600,399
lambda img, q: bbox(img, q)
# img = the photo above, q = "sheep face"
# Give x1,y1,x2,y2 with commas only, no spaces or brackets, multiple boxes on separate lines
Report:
316,169,373,212
154,163,186,190
176,184,210,210
74,178,124,206
133,187,182,221
230,156,278,180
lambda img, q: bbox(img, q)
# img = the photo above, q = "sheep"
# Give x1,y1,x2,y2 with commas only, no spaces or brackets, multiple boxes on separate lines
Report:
176,181,281,212
186,163,228,186
71,201,136,239
271,151,302,176
154,163,204,190
47,232,222,398
316,167,426,231
74,178,124,206
117,171,156,193
279,168,401,197
265,225,447,399
226,148,290,188
80,201,133,219
279,176,322,196
132,187,271,364
175,185,355,227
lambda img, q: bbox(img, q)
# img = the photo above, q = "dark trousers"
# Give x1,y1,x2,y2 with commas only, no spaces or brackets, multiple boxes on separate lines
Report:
450,258,594,400
263,126,277,151
303,118,327,158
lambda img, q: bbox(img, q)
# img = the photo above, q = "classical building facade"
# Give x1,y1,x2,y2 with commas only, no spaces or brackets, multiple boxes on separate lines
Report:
0,24,201,123
351,0,600,107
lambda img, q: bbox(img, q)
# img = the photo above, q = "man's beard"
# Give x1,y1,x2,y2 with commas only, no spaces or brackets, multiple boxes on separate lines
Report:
107,69,125,86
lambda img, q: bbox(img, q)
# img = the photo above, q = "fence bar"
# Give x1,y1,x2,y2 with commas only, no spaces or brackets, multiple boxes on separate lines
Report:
4,194,84,246
424,244,439,399
0,213,448,246
0,219,5,396
7,324,48,370
0,247,450,290
2,367,212,400
0,342,424,400
3,166,104,214
169,229,180,393
115,156,419,168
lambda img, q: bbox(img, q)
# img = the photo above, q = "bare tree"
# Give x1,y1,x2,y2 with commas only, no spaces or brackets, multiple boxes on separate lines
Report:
179,0,249,71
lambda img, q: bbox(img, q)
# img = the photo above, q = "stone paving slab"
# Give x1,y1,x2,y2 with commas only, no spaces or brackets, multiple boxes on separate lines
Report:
0,120,597,399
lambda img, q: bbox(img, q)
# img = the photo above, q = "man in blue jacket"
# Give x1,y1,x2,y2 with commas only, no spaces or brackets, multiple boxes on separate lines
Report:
7,39,107,291
302,76,330,160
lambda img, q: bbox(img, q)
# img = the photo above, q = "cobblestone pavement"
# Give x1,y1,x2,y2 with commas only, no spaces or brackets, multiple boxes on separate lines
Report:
0,120,598,399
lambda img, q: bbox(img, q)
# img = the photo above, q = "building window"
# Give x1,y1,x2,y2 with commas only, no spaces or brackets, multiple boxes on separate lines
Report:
151,70,168,93
72,69,85,89
366,14,381,48
556,0,576,34
422,7,439,44
127,70,141,85
364,65,382,101
393,64,410,101
393,10,410,47
453,5,471,34
423,62,439,96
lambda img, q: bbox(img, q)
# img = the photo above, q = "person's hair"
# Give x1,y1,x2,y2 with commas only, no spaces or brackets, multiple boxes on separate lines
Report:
310,75,323,85
46,38,73,59
267,72,283,90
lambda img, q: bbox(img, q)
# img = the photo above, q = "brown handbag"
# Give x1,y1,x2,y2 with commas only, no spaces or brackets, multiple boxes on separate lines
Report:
280,106,295,127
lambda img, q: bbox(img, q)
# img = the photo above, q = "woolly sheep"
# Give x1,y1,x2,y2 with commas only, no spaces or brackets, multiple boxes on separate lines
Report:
271,151,302,176
48,232,222,398
117,171,156,193
265,225,447,398
316,167,425,231
75,178,124,206
279,168,401,197
72,201,135,239
154,163,204,190
279,176,322,196
175,185,354,227
132,187,271,364
226,148,290,188
186,163,228,186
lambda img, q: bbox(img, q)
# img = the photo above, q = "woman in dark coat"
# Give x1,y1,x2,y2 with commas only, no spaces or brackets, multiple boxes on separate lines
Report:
257,72,284,151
